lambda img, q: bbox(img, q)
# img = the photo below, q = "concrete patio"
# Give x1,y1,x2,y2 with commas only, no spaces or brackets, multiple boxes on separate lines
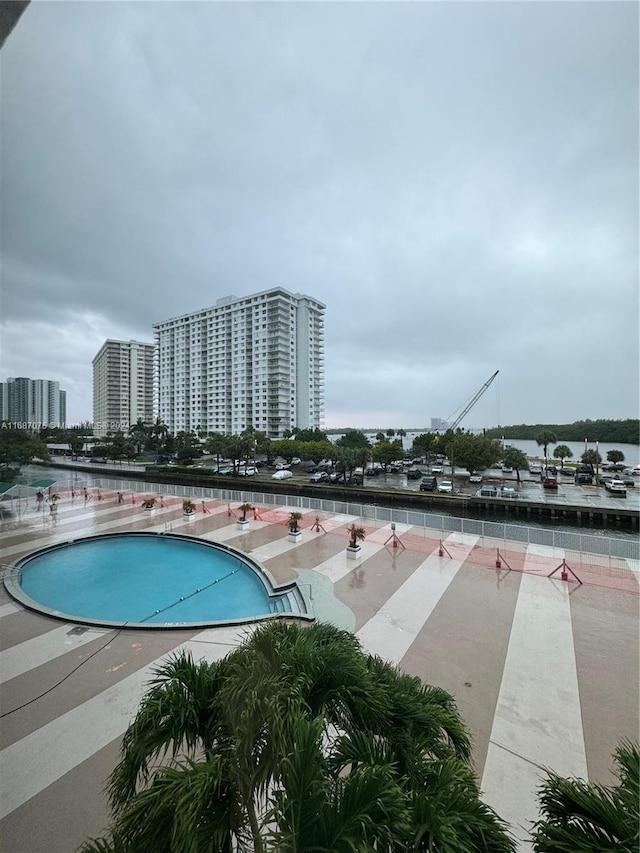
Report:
1,485,638,852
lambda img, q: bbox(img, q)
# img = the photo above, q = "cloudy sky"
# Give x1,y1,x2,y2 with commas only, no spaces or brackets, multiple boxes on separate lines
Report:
1,1,638,431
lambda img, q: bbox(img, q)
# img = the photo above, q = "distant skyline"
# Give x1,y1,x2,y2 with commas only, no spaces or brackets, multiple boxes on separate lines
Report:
1,2,637,429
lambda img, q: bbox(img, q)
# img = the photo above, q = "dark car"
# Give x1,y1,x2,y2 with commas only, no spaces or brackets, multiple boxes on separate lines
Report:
347,474,363,485
419,477,438,492
574,472,593,484
407,469,423,480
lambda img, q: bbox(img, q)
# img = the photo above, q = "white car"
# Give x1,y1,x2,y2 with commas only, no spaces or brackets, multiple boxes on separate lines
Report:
290,457,301,465
272,469,293,480
605,479,627,497
437,480,453,493
469,473,482,483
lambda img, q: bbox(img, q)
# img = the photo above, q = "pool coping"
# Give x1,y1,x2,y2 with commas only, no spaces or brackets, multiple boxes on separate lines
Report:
4,531,316,630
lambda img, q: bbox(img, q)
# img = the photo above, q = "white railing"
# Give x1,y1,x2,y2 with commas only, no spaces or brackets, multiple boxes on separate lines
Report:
93,477,639,562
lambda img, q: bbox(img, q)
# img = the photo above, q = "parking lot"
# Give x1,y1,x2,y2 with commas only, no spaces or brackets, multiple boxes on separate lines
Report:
273,462,640,512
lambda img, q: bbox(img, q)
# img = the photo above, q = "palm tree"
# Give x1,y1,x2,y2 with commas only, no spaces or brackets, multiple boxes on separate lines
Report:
347,523,366,549
239,502,253,522
535,430,558,469
150,417,169,452
288,511,302,533
532,739,638,852
81,622,515,853
552,444,573,469
128,418,150,455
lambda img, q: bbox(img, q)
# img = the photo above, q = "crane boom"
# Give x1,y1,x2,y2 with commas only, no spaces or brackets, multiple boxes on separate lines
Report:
447,370,499,432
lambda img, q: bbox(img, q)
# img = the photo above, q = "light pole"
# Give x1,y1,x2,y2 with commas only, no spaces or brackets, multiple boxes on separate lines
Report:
595,440,600,483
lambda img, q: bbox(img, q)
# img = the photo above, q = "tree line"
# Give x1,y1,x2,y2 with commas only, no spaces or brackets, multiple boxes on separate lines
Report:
485,419,639,445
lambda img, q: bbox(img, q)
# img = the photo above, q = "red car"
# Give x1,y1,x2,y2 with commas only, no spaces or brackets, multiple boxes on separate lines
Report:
543,477,558,489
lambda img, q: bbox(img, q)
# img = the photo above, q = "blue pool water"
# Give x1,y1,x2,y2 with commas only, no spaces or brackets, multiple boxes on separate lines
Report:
14,534,293,627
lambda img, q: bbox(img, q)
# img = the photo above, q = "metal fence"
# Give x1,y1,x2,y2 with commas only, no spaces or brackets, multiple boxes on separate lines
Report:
95,478,640,562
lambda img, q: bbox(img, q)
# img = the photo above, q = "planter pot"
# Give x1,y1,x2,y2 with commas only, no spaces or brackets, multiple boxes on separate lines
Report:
183,510,195,519
288,530,302,543
237,519,250,531
346,545,362,560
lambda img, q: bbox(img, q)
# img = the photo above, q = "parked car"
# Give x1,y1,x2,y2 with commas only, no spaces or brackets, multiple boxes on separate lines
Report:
437,480,453,493
476,485,498,498
272,469,293,480
347,474,363,485
619,474,635,487
575,472,593,484
605,479,627,497
543,477,558,489
237,466,257,476
407,469,423,480
501,465,513,474
469,473,483,483
290,457,301,465
419,476,438,492
501,485,517,498
275,462,291,470
528,462,542,475
310,471,329,483
431,465,444,475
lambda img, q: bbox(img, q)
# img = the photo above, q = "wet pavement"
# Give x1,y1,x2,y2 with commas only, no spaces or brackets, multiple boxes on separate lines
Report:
0,482,638,853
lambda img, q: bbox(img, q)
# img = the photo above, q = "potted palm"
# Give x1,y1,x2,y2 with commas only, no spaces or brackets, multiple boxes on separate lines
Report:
288,511,303,542
237,502,253,531
142,496,157,511
183,498,196,518
347,524,366,559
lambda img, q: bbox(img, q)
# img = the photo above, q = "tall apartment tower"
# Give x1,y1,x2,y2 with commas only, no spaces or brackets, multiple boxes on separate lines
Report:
92,340,155,436
154,288,325,438
0,377,66,428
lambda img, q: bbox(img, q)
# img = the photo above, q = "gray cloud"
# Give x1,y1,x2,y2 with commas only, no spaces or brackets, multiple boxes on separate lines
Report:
1,1,637,428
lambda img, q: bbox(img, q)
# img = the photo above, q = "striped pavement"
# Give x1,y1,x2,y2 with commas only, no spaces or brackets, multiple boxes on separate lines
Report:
0,492,637,852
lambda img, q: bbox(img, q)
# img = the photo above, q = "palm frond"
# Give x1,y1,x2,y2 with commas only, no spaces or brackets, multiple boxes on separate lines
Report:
532,740,639,852
108,651,225,809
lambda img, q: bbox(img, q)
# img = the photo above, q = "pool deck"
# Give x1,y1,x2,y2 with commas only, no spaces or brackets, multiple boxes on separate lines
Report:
1,489,638,852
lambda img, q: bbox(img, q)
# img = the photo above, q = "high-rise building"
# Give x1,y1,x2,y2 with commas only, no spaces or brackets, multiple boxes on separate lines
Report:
154,288,325,438
92,340,155,436
0,377,66,428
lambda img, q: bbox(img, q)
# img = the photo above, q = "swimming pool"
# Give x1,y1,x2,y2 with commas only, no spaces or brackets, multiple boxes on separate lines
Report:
6,533,313,629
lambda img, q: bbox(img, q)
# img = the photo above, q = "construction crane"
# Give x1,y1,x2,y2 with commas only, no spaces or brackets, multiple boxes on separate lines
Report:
446,370,499,432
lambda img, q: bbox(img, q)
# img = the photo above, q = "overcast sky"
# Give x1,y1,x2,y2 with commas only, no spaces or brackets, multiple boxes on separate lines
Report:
1,1,638,431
